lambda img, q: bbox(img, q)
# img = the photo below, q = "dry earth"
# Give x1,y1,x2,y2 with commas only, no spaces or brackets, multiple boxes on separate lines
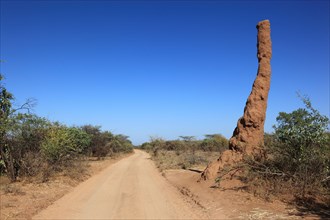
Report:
165,169,324,219
0,153,131,220
1,150,324,220
33,150,208,219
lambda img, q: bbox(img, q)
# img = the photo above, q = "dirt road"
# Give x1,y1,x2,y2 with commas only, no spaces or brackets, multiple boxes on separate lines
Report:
33,150,207,219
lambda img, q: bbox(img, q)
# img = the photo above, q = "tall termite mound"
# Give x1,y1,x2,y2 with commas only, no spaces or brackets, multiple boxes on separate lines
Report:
200,20,272,180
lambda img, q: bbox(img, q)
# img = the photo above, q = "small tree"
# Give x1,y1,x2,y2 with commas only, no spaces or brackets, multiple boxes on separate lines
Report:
179,136,197,154
110,134,133,154
273,96,329,166
149,136,165,156
0,74,15,180
245,96,329,201
1,75,36,181
7,114,51,177
81,125,114,158
271,95,330,197
201,134,228,152
41,126,91,166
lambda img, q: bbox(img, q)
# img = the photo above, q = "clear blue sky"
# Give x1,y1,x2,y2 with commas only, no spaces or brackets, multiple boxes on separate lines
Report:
1,0,329,145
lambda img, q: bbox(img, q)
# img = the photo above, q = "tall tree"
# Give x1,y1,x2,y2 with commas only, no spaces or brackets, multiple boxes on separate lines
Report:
0,74,16,180
0,75,35,181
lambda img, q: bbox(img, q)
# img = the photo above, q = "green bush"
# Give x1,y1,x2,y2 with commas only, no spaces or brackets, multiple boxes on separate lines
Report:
14,115,50,177
41,126,91,165
140,142,153,151
110,135,134,153
200,134,228,152
1,113,51,179
246,96,330,200
148,137,166,156
81,125,114,158
1,73,134,182
141,134,229,156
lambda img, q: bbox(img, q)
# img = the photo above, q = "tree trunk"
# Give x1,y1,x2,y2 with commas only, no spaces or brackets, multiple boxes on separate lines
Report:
0,135,16,181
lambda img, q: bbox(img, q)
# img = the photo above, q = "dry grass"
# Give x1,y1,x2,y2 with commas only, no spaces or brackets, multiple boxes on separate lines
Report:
152,150,220,171
1,184,26,196
238,207,298,219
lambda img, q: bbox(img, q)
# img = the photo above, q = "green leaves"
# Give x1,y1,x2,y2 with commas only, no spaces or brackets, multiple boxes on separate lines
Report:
273,96,329,164
201,134,228,152
1,74,134,181
0,74,14,134
260,95,330,198
41,126,91,164
80,125,133,157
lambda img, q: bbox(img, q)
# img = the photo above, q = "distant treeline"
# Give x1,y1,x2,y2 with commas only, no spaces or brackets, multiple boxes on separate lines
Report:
139,134,228,155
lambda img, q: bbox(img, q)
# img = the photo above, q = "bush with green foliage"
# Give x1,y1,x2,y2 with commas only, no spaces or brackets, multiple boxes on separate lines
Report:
110,134,134,153
200,134,228,152
141,134,229,155
140,142,153,151
41,126,91,165
1,74,43,180
148,137,166,156
164,140,187,153
1,75,134,182
246,96,330,200
81,125,114,158
6,114,51,177
1,74,16,180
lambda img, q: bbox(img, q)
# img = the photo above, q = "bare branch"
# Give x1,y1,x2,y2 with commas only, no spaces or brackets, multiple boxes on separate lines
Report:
11,98,37,115
252,170,286,177
321,176,330,183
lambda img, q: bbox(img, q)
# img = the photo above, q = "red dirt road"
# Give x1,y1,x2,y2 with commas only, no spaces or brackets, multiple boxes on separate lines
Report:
33,150,210,219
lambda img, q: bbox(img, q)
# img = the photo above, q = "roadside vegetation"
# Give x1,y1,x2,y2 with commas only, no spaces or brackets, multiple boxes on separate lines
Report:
141,95,330,209
140,134,228,171
0,74,133,183
243,96,330,208
2,72,329,213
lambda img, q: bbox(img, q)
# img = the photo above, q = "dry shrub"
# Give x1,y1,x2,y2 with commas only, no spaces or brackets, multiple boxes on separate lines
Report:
19,152,44,177
241,98,330,211
152,150,219,171
62,159,89,181
2,184,25,195
241,143,330,214
19,154,89,183
31,163,53,183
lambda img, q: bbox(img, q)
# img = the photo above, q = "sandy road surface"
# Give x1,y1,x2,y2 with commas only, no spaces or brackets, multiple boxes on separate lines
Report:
33,150,205,219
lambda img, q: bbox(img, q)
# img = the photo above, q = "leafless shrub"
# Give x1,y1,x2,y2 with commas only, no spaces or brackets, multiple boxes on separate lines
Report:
2,184,25,195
